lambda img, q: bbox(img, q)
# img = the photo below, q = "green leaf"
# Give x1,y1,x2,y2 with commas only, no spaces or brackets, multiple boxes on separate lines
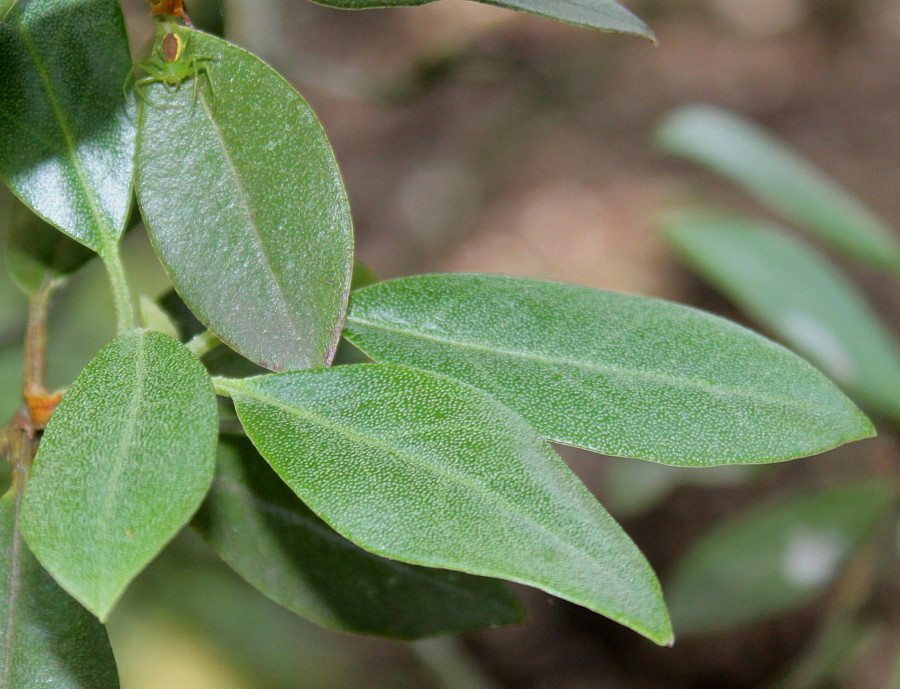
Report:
470,0,653,37
1,491,119,689
138,295,180,341
0,0,135,250
666,214,900,422
344,274,874,467
306,0,654,38
666,480,896,635
20,330,218,620
135,27,353,372
0,0,18,21
220,364,673,645
194,435,524,639
656,105,900,276
5,196,94,293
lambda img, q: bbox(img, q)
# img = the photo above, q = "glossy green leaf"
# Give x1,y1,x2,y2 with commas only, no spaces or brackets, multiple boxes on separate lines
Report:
666,214,900,422
20,329,218,620
656,105,900,276
136,27,353,372
221,364,673,645
1,491,119,689
6,196,94,293
0,0,135,250
307,0,653,37
344,274,874,467
195,435,524,639
138,295,180,341
666,480,896,635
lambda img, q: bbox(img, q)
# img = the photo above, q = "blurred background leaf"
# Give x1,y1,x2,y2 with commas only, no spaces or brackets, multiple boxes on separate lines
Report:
665,213,900,423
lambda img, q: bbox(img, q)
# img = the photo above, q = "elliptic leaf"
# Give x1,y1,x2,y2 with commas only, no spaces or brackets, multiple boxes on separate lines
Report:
1,492,119,689
656,105,900,276
472,0,653,37
666,214,900,422
0,0,135,250
305,0,652,37
6,196,94,293
343,274,874,466
20,330,218,620
136,27,353,372
221,364,673,645
666,481,896,635
194,435,524,639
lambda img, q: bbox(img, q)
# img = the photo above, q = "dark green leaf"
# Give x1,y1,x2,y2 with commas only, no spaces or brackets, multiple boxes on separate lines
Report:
656,105,900,276
20,330,218,620
195,435,524,639
221,364,673,645
136,27,353,372
344,274,874,467
1,491,119,688
666,214,900,422
0,0,135,250
307,0,654,38
6,196,94,293
666,480,896,635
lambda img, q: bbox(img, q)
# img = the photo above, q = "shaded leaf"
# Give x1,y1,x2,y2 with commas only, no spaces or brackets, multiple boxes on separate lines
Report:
6,196,94,293
344,274,873,467
666,480,896,635
666,214,900,422
0,0,135,250
20,330,218,620
656,105,900,275
136,27,353,372
221,364,673,645
1,491,119,688
195,435,524,639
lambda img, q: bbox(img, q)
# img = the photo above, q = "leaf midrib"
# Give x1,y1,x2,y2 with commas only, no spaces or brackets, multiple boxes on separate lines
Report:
345,316,841,419
195,88,304,349
94,335,147,611
235,382,627,577
19,22,111,249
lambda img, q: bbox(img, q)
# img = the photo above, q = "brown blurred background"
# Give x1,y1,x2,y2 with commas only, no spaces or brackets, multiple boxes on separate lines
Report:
103,1,900,687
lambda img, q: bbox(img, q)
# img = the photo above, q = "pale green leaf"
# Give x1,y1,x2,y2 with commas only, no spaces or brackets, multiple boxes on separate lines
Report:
220,364,673,645
666,480,896,635
135,27,353,372
1,491,119,688
20,330,218,620
666,214,900,422
194,435,524,639
0,0,18,22
0,0,135,250
138,295,180,341
656,105,900,276
344,274,874,466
